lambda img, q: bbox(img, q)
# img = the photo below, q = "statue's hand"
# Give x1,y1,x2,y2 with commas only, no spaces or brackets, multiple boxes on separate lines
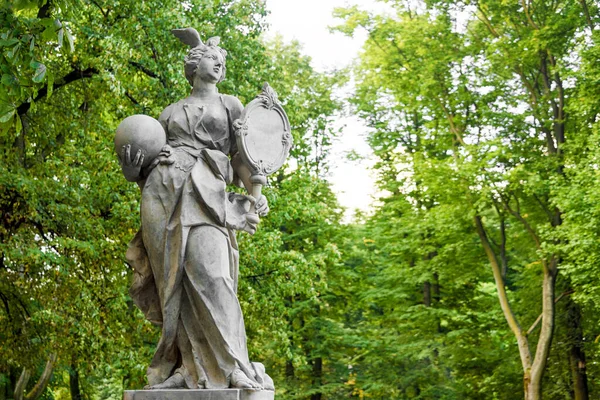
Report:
147,144,174,170
120,144,144,182
243,213,260,235
157,144,174,165
255,195,269,217
246,195,269,217
233,119,243,131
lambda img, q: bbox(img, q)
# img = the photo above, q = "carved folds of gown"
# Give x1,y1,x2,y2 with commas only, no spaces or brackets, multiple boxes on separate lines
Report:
125,95,264,389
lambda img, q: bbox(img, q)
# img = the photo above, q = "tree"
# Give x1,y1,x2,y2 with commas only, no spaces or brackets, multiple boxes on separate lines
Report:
334,0,597,398
236,38,349,400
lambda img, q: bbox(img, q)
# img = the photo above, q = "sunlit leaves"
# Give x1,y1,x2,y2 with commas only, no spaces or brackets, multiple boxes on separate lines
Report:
334,0,597,398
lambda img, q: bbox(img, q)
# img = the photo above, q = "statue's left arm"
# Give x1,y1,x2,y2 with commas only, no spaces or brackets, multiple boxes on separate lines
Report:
226,95,269,217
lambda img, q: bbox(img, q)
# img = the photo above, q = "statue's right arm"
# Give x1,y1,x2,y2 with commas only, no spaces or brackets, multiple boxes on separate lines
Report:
121,105,173,184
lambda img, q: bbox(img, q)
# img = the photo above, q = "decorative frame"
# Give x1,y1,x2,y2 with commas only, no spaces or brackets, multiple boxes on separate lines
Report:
234,83,292,178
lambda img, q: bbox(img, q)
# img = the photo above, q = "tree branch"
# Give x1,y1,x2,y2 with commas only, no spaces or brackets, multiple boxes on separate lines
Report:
488,200,508,279
532,193,554,223
0,291,12,321
476,6,500,37
37,0,52,18
124,91,140,106
527,290,573,335
529,257,558,392
128,61,158,79
14,369,31,400
514,65,539,108
128,61,167,87
547,53,566,150
474,215,532,370
579,0,594,30
15,293,32,320
245,269,279,280
539,53,560,136
499,193,541,249
499,217,507,279
88,0,108,18
435,96,466,146
520,0,539,29
24,353,57,400
17,67,99,116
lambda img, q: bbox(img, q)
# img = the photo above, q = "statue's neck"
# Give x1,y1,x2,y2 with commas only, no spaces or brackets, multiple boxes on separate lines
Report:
191,81,218,99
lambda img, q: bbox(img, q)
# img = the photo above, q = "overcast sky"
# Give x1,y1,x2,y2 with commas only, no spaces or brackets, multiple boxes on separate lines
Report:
265,0,388,219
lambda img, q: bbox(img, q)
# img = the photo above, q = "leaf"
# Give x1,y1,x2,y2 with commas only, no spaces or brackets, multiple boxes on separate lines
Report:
41,26,55,42
66,29,75,53
58,28,64,48
32,63,47,83
1,74,14,87
0,106,14,123
6,43,20,59
0,38,19,47
15,112,22,133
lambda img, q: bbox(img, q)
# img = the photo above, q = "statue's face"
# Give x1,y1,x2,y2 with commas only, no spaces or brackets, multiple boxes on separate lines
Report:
195,48,224,84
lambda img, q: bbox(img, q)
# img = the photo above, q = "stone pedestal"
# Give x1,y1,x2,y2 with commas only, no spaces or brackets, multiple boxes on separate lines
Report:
123,389,274,400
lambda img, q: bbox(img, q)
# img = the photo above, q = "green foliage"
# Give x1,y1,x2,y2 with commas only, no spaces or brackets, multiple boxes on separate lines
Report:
0,0,343,398
4,0,600,399
332,0,600,398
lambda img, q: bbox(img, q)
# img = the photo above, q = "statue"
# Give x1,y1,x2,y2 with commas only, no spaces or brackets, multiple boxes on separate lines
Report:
116,27,291,396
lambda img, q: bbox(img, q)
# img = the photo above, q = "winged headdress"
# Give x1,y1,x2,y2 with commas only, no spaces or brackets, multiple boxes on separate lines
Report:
171,28,227,57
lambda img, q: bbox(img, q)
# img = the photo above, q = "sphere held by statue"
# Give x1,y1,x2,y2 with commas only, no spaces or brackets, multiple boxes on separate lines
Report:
115,115,166,167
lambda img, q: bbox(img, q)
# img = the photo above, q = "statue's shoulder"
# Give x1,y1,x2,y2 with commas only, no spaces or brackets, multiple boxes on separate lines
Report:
158,103,174,124
158,100,186,124
221,94,244,114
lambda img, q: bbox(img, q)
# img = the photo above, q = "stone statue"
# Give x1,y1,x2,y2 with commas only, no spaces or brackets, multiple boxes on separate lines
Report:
116,27,290,396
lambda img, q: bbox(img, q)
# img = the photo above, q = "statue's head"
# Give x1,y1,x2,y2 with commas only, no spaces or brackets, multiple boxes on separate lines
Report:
172,28,227,86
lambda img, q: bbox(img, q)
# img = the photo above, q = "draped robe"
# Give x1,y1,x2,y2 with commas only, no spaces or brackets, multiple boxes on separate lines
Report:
125,94,263,389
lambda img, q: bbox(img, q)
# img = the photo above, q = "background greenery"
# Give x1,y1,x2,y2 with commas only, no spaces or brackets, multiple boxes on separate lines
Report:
1,0,600,399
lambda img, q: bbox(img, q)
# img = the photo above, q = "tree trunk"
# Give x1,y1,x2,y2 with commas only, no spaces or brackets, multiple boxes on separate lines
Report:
286,360,295,380
526,266,557,400
310,357,323,400
570,345,588,400
475,216,559,400
423,281,431,306
566,298,589,400
69,363,82,400
523,369,531,400
525,376,539,400
285,296,296,381
432,272,440,303
13,354,56,400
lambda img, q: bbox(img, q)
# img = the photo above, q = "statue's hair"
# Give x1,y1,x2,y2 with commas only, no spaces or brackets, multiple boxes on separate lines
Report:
183,41,227,86
172,29,227,86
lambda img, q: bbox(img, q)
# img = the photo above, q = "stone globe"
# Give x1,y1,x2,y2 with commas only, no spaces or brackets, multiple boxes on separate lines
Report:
114,114,166,168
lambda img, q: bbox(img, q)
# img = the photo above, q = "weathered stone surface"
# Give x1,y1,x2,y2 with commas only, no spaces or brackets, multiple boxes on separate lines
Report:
115,26,286,392
123,389,274,400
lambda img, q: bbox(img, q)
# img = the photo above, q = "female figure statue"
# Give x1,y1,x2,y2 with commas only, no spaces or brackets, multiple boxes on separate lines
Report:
119,28,273,391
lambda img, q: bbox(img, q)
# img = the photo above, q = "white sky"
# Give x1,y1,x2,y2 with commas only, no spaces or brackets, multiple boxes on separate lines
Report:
265,0,388,220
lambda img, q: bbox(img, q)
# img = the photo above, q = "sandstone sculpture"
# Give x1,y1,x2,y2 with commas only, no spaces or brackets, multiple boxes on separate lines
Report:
116,27,291,395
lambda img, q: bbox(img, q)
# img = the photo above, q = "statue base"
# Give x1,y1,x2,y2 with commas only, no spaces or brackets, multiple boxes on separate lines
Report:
123,389,274,400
